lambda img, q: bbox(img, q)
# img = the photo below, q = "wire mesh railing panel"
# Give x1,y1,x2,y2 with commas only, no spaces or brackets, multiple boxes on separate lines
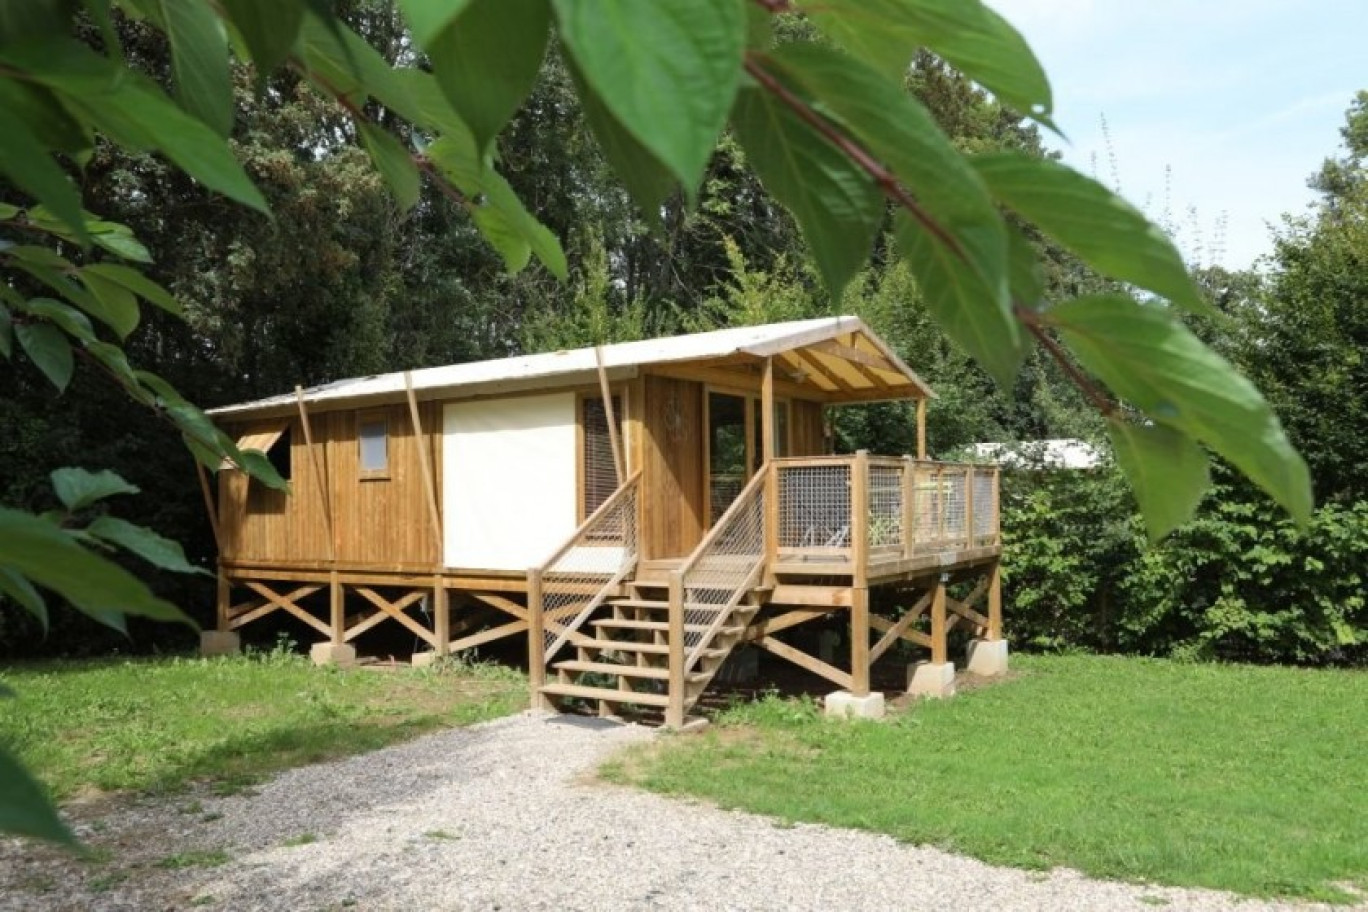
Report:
776,463,852,551
681,473,766,669
540,477,639,663
972,469,996,545
941,467,968,546
867,463,904,550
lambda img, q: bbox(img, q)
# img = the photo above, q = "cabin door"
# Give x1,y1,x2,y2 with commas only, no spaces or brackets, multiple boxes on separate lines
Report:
705,390,791,525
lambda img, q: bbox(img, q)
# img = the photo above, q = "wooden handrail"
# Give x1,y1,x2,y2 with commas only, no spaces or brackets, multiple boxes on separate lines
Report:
534,468,642,574
676,464,770,579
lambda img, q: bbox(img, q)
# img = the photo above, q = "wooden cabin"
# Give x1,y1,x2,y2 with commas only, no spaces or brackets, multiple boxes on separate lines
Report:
205,316,1005,725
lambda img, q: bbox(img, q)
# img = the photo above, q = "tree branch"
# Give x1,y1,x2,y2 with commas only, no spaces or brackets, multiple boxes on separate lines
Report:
1016,304,1118,417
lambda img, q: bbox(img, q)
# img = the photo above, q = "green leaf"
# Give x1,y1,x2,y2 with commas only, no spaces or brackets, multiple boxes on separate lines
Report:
221,0,304,76
12,41,268,214
82,264,181,315
79,268,141,338
161,0,234,135
0,566,47,630
0,746,74,845
568,59,676,228
426,136,568,278
15,323,74,392
731,86,882,301
553,0,745,198
22,298,94,342
398,0,470,46
428,0,550,156
796,0,1054,128
0,507,192,626
51,467,140,511
358,122,421,212
86,516,207,575
235,448,289,491
0,78,91,157
1047,294,1313,524
894,211,1023,387
1107,418,1211,540
0,307,11,358
1005,223,1046,310
0,102,86,241
973,152,1209,315
85,340,156,406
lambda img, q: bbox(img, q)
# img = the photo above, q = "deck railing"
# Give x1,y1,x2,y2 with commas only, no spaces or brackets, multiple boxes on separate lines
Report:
772,453,999,572
529,469,641,671
674,467,768,672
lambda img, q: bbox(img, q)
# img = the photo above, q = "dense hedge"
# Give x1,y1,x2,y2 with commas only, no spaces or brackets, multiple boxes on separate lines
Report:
1001,464,1368,666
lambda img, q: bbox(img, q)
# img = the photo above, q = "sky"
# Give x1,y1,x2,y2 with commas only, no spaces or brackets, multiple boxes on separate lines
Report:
989,0,1367,269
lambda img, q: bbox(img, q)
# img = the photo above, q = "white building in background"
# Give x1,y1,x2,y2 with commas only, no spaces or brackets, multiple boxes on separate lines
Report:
967,438,1104,471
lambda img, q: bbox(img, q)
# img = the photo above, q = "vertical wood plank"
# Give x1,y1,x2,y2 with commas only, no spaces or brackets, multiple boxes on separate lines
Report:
329,570,343,644
916,398,927,460
295,388,336,563
667,570,686,728
433,579,450,657
404,372,443,557
760,357,775,465
851,449,869,587
595,346,625,485
850,586,870,697
965,464,976,549
931,574,948,665
988,561,1003,641
901,455,914,559
216,570,230,633
527,568,549,709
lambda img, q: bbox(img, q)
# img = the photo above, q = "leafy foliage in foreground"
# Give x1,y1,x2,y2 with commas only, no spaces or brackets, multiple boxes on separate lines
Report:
608,655,1368,902
0,0,1318,842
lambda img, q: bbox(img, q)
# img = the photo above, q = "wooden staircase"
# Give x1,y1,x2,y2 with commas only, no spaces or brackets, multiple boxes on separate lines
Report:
538,578,765,719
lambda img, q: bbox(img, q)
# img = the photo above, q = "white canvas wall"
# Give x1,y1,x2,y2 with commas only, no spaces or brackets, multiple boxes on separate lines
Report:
442,393,576,570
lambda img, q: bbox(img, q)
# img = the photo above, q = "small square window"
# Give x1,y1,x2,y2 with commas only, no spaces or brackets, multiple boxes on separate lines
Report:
358,416,388,479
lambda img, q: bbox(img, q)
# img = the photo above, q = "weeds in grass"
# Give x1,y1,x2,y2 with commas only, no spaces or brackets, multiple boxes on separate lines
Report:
617,655,1368,902
88,871,129,893
0,654,526,802
281,833,317,847
423,829,459,840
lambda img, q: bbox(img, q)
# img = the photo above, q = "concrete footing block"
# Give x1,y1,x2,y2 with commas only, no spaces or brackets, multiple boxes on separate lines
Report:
966,638,1009,677
907,661,956,698
199,630,241,657
824,690,886,720
310,642,357,668
410,651,445,668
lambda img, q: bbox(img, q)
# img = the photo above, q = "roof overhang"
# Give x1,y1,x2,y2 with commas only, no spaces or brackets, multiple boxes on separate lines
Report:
208,316,933,423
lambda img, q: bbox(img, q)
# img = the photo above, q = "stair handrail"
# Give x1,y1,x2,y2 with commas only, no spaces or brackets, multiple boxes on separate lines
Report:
675,465,769,672
533,468,642,666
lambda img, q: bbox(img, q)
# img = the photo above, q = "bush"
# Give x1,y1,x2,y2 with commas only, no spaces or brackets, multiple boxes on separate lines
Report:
1001,464,1368,666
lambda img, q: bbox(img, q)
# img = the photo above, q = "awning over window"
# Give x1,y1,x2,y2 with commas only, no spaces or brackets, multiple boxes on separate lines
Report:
220,420,289,469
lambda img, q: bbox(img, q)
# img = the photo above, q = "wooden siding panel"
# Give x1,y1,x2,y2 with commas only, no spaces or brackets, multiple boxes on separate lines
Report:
791,399,826,456
641,374,704,560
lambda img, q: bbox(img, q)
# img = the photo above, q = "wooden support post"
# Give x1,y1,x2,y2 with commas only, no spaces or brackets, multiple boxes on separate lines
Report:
965,465,976,549
215,570,231,633
851,450,870,584
405,373,448,657
850,586,871,697
992,465,1002,545
901,455,914,559
294,387,336,563
931,573,948,665
916,398,927,460
433,581,450,656
760,357,775,465
666,570,686,728
764,462,779,588
987,560,1003,641
195,461,222,552
527,568,550,709
329,570,344,644
594,345,625,484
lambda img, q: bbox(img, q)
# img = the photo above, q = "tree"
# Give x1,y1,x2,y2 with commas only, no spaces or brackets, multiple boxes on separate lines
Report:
0,0,1312,842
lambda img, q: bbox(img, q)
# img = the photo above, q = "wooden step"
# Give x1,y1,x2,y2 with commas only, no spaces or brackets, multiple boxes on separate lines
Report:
592,618,742,635
609,598,733,612
584,639,728,659
539,682,669,707
552,660,707,683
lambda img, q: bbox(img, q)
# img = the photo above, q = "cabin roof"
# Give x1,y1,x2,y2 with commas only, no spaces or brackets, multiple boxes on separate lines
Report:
208,315,934,420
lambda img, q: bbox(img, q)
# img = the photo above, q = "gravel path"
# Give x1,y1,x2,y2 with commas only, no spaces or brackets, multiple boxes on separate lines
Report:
0,712,1355,911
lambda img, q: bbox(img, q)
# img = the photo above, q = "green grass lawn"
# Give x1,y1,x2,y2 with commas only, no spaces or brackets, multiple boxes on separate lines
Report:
0,650,526,802
604,654,1368,903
